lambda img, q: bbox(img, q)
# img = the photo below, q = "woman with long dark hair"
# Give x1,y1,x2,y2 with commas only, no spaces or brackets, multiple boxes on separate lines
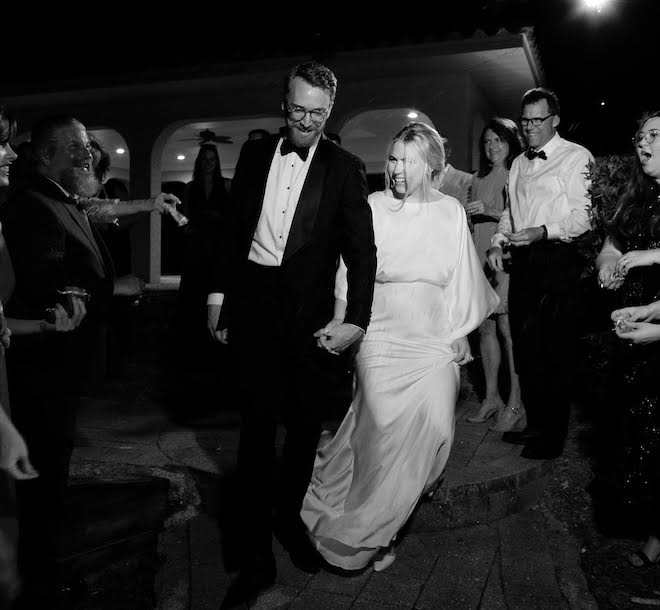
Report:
465,118,526,431
175,144,229,409
596,109,660,566
179,143,228,325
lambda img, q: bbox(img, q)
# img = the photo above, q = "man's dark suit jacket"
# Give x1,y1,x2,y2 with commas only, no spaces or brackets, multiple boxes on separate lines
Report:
212,136,376,337
2,174,116,396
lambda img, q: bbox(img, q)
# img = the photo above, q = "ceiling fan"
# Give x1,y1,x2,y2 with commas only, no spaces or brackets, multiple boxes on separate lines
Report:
179,129,233,145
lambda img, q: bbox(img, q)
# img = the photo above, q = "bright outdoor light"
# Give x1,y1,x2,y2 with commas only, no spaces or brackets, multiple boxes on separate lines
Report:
583,0,611,12
116,148,125,155
600,101,606,106
407,111,418,119
177,154,185,161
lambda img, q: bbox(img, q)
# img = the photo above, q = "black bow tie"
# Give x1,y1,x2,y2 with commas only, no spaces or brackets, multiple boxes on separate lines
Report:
280,139,309,161
525,149,547,161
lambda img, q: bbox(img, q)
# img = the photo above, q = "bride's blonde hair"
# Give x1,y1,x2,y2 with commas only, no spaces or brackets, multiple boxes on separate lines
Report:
384,122,446,202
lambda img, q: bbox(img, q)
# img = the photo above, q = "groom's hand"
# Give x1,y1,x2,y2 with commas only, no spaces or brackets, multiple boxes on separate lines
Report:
207,304,228,344
314,320,364,355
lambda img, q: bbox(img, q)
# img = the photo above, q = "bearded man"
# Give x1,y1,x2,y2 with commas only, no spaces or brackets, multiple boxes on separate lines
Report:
2,115,118,608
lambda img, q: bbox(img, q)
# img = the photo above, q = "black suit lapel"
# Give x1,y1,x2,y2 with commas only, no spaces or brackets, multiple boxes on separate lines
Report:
245,138,280,244
283,139,329,263
89,221,116,280
31,176,107,271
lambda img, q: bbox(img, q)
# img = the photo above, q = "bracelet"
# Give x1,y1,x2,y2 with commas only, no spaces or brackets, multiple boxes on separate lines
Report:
540,225,548,241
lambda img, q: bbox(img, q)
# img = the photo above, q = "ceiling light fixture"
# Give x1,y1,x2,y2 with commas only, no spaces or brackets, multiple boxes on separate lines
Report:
583,0,611,13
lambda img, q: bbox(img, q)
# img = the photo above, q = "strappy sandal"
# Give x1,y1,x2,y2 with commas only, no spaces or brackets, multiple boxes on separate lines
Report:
628,548,660,568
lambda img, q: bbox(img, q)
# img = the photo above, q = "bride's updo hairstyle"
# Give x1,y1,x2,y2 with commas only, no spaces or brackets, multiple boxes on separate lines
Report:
385,121,446,203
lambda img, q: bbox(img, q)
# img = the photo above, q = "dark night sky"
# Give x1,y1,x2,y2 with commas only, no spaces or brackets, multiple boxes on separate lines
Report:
4,0,657,156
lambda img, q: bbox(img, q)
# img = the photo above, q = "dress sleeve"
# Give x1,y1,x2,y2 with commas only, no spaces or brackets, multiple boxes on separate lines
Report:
446,204,500,342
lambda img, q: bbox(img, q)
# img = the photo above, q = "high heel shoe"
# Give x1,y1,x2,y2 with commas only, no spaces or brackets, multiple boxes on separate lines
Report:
490,403,526,432
466,398,504,423
373,539,397,572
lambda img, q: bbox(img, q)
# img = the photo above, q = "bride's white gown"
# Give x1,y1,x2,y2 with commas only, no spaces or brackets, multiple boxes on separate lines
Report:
301,190,499,570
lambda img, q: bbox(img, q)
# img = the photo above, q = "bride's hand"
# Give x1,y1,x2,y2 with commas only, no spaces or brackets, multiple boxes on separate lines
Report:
451,336,473,366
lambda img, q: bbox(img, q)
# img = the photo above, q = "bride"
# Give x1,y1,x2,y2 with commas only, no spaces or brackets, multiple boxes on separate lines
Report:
302,122,499,571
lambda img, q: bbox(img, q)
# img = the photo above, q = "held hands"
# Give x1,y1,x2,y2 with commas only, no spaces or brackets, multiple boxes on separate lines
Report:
0,420,38,480
615,250,660,276
504,227,545,247
314,319,364,355
207,304,228,344
451,336,473,366
464,200,485,216
487,246,504,272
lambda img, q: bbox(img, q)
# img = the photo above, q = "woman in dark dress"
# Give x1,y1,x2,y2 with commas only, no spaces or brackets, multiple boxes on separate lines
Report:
596,110,660,566
175,144,229,411
179,144,228,328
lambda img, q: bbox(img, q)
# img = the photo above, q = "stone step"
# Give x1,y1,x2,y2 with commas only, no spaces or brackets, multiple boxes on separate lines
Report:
408,400,552,532
73,399,551,536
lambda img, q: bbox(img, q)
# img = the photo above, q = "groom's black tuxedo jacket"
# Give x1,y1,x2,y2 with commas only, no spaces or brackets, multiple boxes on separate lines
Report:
2,174,116,395
212,136,376,335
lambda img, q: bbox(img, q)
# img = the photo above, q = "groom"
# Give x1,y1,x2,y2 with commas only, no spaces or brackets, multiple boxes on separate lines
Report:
207,61,376,604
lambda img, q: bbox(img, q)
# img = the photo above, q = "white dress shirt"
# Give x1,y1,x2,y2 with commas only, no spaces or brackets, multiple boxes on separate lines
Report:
208,137,319,306
491,133,593,248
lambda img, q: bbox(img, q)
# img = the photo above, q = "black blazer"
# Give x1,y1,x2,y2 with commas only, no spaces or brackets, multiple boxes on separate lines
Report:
3,174,115,321
2,174,116,396
212,136,376,333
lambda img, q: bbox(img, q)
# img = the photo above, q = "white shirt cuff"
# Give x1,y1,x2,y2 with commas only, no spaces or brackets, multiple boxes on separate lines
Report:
207,293,225,306
544,222,561,241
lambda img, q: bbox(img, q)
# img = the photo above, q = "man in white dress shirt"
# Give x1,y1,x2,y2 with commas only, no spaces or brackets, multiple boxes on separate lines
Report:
487,87,593,460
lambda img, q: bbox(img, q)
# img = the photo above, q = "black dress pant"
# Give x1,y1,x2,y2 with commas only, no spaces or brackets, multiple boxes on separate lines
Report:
508,242,583,448
230,262,339,563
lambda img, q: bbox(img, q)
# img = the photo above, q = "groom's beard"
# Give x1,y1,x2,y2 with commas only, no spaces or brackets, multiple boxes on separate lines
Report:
60,167,100,198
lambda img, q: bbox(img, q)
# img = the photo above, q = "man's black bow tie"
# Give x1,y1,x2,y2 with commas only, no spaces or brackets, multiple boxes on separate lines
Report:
280,139,309,161
525,148,547,161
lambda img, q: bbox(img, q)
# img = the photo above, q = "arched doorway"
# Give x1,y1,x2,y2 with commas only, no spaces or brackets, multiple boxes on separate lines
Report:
157,116,282,276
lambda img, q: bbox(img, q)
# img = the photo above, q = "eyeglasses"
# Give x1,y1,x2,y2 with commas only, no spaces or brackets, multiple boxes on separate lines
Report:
632,129,660,147
286,103,329,124
520,114,554,127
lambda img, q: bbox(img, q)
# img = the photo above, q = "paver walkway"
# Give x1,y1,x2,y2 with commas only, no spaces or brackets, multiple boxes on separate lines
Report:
68,395,595,609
